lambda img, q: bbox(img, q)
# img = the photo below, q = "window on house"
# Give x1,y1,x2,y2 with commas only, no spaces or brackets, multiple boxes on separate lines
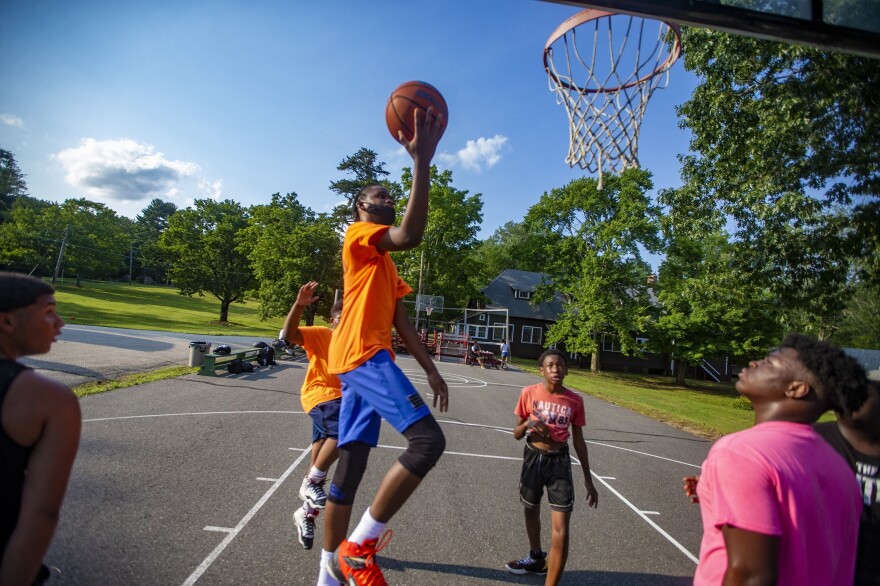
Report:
515,289,532,300
466,324,488,339
521,325,543,345
602,335,621,352
636,337,649,345
478,313,485,321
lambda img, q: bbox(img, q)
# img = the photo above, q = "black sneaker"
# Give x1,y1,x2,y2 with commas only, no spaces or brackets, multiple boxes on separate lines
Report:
505,553,547,575
294,508,315,550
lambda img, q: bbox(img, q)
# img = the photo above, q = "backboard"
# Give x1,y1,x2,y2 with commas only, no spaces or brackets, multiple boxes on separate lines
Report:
542,0,880,58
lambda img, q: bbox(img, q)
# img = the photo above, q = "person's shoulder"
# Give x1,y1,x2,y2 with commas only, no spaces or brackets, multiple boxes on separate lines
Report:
10,370,80,418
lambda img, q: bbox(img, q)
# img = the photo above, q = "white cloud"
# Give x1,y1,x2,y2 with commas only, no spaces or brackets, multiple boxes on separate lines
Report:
1,114,24,129
438,134,509,172
54,138,200,202
198,179,224,200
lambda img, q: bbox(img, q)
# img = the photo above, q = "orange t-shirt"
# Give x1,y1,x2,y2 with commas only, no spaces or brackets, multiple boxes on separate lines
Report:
299,326,342,413
514,383,586,443
328,221,412,374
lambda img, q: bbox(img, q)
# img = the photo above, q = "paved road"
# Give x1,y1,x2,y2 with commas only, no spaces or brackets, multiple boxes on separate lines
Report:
19,325,281,387
44,352,711,585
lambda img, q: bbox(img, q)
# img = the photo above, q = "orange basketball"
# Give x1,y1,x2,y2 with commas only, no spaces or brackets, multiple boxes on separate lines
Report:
385,81,448,142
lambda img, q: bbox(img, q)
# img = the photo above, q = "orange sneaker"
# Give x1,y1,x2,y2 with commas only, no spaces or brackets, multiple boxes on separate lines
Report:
327,530,392,586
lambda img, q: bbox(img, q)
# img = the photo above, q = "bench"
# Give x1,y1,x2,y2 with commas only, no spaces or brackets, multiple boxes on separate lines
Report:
199,348,262,376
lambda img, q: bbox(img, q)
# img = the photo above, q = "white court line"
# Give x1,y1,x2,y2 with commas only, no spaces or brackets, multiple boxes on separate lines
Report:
641,511,661,516
376,444,522,462
256,477,277,482
181,445,312,586
86,408,700,570
586,441,702,470
581,459,699,564
203,526,233,533
84,410,303,423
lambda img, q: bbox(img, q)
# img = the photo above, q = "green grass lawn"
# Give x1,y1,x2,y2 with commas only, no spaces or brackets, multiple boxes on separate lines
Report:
512,358,835,439
52,281,284,337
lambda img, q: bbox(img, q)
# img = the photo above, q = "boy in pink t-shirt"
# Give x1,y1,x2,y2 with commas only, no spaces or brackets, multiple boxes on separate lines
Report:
506,349,598,586
692,334,867,585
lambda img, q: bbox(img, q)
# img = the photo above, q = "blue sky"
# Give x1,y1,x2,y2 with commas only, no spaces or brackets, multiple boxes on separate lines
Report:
1,0,697,258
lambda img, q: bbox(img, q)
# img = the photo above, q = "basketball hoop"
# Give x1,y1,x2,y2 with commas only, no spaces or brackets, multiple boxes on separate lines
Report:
544,9,681,189
425,306,434,317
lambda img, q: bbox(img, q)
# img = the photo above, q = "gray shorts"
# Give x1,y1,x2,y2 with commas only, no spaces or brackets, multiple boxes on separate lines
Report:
518,441,574,513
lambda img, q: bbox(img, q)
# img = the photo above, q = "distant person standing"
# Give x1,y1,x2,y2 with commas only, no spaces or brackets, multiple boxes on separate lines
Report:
506,349,598,586
814,371,880,585
280,281,343,551
0,273,81,585
693,334,866,585
500,340,510,370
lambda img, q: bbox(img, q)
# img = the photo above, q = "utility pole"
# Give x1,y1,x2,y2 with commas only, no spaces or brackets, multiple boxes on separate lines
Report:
129,243,133,283
51,225,69,285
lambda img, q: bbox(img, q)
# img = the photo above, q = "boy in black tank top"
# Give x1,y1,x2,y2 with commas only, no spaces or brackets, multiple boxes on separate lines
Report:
0,272,81,585
814,374,880,585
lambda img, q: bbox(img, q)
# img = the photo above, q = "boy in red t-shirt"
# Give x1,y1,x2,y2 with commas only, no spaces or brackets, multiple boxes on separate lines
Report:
319,107,449,586
507,349,598,586
280,281,343,551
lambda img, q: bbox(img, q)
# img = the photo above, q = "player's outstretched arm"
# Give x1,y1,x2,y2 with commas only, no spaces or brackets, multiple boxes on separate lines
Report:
380,107,444,252
571,425,598,508
0,374,81,586
392,300,448,412
281,281,320,347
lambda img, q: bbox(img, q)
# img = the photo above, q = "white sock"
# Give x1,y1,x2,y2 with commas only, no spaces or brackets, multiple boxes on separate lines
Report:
317,549,340,586
348,508,386,545
309,466,328,483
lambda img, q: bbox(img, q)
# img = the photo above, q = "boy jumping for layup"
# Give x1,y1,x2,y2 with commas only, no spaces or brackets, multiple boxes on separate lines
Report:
507,349,598,586
280,281,343,550
319,107,449,586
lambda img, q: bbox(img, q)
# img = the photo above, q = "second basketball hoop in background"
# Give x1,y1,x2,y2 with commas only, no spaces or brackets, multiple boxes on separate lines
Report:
386,81,448,142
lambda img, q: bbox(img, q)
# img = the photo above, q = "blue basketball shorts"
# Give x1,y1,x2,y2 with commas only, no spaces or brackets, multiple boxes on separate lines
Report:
337,350,432,447
308,398,341,443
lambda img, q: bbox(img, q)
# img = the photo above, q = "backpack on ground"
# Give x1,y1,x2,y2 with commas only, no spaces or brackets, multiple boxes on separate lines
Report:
227,358,243,374
257,345,276,367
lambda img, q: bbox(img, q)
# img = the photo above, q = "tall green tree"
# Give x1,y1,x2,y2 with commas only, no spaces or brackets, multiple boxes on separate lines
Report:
471,221,556,287
55,199,132,286
525,169,661,372
160,199,254,322
328,148,393,226
0,196,60,273
649,231,781,384
135,199,178,283
241,192,342,320
673,29,880,335
391,166,483,311
0,148,28,218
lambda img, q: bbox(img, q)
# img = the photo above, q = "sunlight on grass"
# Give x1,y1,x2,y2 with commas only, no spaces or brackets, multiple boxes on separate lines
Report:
73,365,199,397
53,281,283,336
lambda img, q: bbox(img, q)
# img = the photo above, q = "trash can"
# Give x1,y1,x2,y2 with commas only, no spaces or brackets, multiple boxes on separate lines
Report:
188,341,212,367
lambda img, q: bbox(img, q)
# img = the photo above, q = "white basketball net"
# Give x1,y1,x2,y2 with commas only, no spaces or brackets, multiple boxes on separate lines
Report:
544,11,680,188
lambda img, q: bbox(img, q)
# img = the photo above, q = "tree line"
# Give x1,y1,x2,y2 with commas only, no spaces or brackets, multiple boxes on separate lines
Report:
1,30,877,376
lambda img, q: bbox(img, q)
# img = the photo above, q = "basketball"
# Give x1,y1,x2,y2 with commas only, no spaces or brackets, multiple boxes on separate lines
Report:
385,81,448,142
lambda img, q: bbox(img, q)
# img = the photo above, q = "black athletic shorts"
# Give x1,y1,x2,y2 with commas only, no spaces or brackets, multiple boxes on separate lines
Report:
519,441,574,513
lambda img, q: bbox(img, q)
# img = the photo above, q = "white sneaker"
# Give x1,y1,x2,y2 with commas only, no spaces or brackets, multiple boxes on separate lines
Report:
293,508,315,550
299,476,327,509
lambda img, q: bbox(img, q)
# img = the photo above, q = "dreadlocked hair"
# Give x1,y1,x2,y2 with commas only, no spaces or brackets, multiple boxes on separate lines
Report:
780,333,868,417
351,185,379,222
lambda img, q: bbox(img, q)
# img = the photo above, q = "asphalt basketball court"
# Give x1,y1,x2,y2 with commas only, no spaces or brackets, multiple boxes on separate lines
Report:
45,353,710,585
